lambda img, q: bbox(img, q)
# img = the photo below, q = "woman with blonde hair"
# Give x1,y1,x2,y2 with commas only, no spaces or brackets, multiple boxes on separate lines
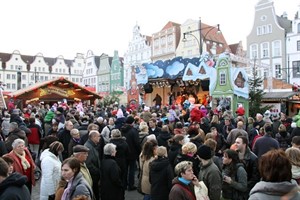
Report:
285,147,300,184
174,142,200,176
139,139,158,200
139,121,150,148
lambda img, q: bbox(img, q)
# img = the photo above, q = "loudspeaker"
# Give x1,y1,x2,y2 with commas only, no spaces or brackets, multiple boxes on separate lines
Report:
144,83,153,93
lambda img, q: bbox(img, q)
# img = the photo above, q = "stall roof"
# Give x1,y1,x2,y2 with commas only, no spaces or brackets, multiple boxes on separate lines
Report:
10,77,102,101
262,91,299,100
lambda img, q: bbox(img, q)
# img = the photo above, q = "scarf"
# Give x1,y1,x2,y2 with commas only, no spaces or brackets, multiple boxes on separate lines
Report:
61,178,73,200
178,177,191,185
14,150,30,170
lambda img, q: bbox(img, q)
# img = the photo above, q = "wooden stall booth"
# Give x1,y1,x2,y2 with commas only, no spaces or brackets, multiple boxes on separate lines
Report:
10,77,102,107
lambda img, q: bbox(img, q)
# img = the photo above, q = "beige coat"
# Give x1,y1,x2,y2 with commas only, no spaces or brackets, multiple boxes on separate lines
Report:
139,155,155,194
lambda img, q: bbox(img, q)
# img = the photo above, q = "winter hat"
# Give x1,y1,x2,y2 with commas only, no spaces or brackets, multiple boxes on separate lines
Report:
197,145,212,160
126,116,135,124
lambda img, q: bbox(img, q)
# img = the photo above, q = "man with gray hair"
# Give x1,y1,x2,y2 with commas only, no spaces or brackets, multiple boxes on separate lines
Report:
5,122,27,152
84,130,101,200
101,143,123,200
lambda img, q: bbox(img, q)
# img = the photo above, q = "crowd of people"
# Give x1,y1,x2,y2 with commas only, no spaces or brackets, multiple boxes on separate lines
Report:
0,100,299,200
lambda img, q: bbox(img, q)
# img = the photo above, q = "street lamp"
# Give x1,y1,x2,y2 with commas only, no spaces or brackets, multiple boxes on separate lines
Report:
182,18,221,55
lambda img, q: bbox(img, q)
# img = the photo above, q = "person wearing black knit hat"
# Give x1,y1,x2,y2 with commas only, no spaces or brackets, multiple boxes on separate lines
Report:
198,145,222,200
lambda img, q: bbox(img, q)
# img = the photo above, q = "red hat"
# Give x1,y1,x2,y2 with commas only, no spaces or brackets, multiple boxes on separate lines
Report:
171,105,176,110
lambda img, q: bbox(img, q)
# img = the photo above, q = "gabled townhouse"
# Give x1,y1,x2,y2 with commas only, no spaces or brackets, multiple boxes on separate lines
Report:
98,53,111,95
110,50,124,93
82,50,99,90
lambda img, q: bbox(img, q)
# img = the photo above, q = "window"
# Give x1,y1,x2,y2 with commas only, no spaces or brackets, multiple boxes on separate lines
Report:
6,74,10,79
6,83,10,89
275,64,282,78
250,44,258,59
267,24,272,34
257,27,262,35
297,41,300,51
261,42,269,58
273,40,281,57
45,76,48,81
293,61,300,74
12,83,16,89
220,72,226,85
22,75,26,80
22,84,26,88
298,23,300,33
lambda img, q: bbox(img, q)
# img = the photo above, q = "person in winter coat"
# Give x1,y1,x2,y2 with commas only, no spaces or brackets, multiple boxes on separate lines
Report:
40,141,64,200
101,117,115,143
109,129,129,189
169,161,199,200
68,129,81,156
100,143,124,200
0,157,31,200
139,139,158,200
174,142,200,176
139,121,150,148
168,134,185,172
5,122,28,152
275,124,291,150
1,114,10,138
149,146,174,200
156,125,172,151
61,157,93,200
6,138,36,193
285,147,300,185
198,145,222,200
249,149,300,200
221,149,248,200
27,117,43,156
120,116,141,190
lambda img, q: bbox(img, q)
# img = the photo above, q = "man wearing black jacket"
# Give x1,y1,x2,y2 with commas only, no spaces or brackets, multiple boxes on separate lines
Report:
120,116,141,191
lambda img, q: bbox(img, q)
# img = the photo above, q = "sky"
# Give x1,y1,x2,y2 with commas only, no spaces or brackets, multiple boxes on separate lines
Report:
0,0,299,59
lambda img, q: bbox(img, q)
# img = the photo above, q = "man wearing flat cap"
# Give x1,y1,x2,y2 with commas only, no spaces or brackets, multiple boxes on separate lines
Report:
73,145,93,187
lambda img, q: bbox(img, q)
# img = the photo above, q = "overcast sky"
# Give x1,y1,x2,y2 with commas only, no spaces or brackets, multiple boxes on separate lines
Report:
0,0,298,59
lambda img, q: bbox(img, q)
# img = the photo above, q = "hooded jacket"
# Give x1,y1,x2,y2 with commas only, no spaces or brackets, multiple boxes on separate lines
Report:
0,172,31,200
249,181,300,200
